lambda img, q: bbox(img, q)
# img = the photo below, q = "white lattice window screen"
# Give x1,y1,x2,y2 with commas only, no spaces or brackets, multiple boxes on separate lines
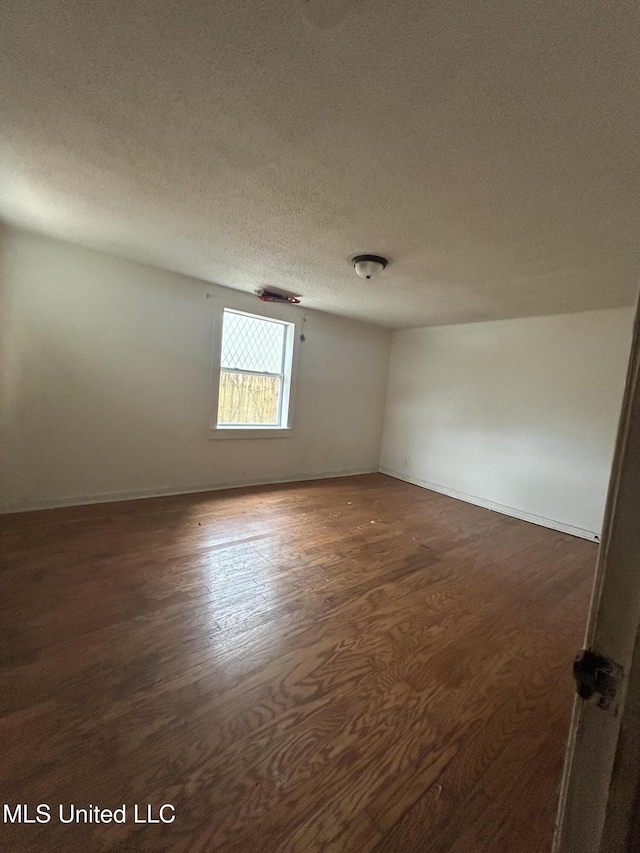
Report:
221,311,286,374
217,310,292,427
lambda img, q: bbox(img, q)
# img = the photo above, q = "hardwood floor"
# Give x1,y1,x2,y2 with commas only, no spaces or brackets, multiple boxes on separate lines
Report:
0,473,596,852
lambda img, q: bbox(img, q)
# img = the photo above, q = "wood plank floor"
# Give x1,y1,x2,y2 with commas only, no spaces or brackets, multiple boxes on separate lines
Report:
0,473,596,852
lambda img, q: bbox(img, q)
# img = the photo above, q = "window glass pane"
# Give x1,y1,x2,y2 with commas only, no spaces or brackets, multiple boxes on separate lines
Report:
221,311,285,374
217,372,281,426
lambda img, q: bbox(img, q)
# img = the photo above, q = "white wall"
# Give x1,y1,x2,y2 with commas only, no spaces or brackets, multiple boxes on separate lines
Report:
0,227,391,512
380,308,635,540
2,225,634,533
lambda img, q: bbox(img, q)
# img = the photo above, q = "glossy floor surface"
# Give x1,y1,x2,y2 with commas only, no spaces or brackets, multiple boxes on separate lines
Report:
0,474,596,852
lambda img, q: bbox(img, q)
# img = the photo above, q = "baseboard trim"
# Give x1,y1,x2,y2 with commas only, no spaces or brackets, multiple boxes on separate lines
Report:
379,467,600,542
1,468,380,515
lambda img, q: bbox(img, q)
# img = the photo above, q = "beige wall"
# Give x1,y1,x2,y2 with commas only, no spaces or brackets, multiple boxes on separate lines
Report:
380,308,635,539
0,227,391,512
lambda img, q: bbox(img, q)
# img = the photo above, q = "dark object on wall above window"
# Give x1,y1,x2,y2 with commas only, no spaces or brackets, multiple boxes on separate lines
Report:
256,288,301,305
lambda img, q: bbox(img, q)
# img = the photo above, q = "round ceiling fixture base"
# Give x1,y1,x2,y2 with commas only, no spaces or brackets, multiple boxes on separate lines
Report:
351,254,388,279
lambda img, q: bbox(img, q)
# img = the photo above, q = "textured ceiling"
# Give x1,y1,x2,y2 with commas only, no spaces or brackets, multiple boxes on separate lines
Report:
1,0,639,328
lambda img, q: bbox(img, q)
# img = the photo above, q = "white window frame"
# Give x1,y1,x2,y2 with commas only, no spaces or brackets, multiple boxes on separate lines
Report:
209,306,299,440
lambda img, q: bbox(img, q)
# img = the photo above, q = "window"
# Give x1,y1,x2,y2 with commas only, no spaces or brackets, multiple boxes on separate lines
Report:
214,309,295,434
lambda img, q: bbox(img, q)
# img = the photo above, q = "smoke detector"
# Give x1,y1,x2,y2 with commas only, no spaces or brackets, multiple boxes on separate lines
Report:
351,255,388,279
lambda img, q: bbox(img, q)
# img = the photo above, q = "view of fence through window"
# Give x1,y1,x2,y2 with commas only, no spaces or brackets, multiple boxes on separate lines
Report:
218,373,281,425
217,310,288,426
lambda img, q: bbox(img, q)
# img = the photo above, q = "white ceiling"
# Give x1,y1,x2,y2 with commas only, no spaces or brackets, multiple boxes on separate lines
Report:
1,0,639,328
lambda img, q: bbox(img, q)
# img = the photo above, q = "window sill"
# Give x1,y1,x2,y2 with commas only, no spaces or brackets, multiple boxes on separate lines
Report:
209,427,294,440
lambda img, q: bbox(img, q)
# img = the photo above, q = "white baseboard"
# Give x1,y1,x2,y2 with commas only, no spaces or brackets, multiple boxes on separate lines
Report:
379,467,600,542
1,468,380,515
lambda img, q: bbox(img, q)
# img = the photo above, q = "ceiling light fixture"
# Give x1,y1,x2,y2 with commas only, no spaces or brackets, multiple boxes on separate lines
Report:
255,287,301,305
351,254,388,279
